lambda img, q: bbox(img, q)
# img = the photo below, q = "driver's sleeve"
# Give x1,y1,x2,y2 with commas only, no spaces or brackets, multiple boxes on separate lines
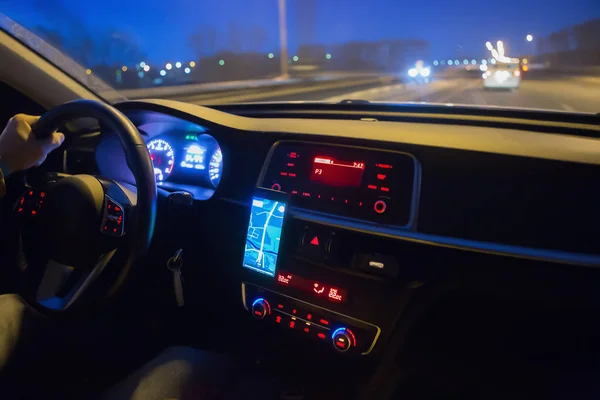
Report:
0,161,7,198
0,294,26,371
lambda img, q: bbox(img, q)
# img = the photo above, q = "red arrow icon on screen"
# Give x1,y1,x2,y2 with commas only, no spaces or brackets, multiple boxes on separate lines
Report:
310,236,320,246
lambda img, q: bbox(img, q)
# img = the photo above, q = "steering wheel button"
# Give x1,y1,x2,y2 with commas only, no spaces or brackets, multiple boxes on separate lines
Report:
101,196,125,236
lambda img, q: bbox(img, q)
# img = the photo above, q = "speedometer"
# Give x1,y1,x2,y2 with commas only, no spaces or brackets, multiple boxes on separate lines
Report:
209,148,223,187
147,138,175,182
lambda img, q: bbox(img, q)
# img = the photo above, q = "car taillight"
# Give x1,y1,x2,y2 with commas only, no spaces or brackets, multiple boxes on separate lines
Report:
514,70,521,77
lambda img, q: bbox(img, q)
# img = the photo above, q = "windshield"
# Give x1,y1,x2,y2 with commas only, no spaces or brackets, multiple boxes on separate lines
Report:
2,1,600,113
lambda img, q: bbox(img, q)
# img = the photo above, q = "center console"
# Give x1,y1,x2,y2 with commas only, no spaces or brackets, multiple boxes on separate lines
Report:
241,141,420,356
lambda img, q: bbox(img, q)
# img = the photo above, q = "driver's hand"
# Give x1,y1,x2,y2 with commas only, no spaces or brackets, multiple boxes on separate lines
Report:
0,114,64,177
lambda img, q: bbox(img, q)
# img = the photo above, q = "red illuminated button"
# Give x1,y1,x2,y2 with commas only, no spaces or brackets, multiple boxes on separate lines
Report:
301,232,325,254
376,173,387,180
271,183,281,191
374,200,387,214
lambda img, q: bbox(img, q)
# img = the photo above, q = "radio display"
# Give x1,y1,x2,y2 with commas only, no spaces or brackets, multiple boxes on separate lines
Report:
243,196,287,277
310,156,365,187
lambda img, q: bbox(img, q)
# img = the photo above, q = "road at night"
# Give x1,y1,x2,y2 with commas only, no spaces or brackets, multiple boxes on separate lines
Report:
166,73,600,114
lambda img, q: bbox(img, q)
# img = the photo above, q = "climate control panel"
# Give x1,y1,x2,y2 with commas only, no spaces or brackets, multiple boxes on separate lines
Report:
243,282,380,355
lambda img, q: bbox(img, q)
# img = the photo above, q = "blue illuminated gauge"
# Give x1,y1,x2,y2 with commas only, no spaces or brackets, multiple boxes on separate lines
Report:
146,138,175,182
209,148,223,187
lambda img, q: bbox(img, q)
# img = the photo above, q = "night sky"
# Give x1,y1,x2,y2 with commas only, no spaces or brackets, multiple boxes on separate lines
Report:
4,0,600,64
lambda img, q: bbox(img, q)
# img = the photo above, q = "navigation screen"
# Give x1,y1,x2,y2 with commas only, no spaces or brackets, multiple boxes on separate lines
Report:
243,196,287,277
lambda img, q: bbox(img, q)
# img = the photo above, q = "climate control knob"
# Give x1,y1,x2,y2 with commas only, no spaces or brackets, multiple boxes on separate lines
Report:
332,328,356,352
251,298,271,320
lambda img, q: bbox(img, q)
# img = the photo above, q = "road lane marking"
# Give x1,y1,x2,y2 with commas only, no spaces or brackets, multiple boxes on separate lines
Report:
561,103,575,112
324,83,405,102
435,79,480,104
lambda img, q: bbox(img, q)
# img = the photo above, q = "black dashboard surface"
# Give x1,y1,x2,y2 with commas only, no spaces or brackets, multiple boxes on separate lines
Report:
101,100,600,263
64,100,600,398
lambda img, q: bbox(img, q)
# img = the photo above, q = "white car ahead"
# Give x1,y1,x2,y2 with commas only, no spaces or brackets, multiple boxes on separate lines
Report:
482,63,521,89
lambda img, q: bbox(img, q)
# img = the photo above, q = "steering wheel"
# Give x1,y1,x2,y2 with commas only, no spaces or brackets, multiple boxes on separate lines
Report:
15,99,156,314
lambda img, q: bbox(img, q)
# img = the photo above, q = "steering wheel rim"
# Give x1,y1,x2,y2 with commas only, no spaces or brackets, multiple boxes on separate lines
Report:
18,99,156,314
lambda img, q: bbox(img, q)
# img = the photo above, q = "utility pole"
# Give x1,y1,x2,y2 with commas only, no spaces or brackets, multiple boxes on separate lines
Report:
278,0,289,79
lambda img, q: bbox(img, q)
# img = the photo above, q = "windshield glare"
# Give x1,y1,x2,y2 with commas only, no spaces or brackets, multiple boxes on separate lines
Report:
2,1,600,113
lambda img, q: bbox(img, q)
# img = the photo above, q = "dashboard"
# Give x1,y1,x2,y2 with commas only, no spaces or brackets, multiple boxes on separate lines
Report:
70,100,600,398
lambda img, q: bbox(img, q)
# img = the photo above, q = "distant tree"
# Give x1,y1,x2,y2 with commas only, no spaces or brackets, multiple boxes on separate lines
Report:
94,29,147,66
227,23,243,52
188,26,217,57
32,25,66,49
33,0,95,66
248,26,268,52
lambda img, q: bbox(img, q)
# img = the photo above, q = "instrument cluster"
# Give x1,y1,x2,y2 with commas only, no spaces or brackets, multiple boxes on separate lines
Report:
146,133,223,190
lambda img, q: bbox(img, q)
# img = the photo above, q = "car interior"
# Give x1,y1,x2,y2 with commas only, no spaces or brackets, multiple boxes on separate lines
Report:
2,30,600,400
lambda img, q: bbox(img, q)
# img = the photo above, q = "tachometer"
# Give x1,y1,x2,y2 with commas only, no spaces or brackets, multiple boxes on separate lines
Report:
209,148,223,187
147,138,175,182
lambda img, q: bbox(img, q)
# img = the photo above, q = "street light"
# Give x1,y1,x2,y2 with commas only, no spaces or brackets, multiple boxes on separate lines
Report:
526,34,533,42
166,63,172,70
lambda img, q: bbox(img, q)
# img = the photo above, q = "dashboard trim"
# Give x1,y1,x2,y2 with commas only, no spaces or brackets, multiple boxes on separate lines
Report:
292,209,600,267
120,101,600,166
222,197,600,267
242,282,382,355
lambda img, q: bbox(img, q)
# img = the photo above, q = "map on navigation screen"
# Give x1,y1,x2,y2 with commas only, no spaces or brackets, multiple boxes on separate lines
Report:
243,197,286,277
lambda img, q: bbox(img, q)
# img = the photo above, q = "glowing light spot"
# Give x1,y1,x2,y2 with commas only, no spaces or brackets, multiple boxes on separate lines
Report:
268,53,274,59
85,69,92,75
160,70,166,76
189,61,196,67
166,63,172,70
292,55,299,62
143,65,150,72
184,67,191,74
325,53,332,59
121,66,127,72
175,62,182,68
219,59,225,66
